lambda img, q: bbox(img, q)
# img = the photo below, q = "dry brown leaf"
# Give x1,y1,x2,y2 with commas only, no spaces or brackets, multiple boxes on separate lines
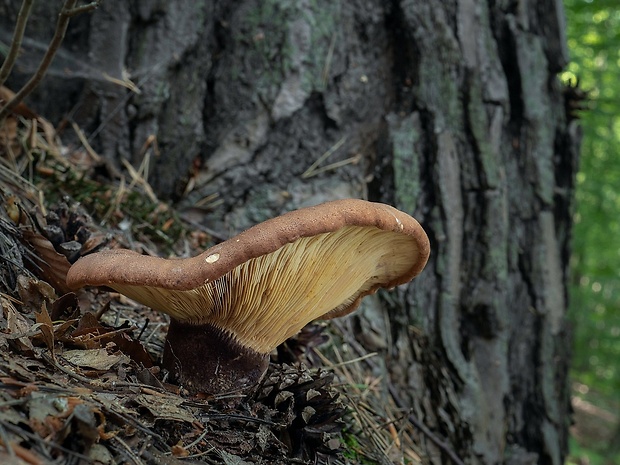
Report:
52,319,79,342
67,403,100,448
0,294,20,350
28,392,69,437
20,230,72,295
17,274,57,315
50,292,79,321
3,302,35,352
35,302,55,357
0,116,20,155
0,440,45,465
133,393,192,424
171,443,190,457
0,86,38,119
70,312,153,367
62,348,127,371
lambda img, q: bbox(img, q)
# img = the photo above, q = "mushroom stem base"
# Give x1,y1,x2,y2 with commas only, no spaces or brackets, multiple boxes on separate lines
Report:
163,319,269,395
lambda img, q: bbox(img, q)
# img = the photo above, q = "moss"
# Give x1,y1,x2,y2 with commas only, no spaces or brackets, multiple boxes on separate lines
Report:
466,76,499,189
38,162,186,249
300,0,340,92
481,193,509,293
231,1,291,102
341,433,380,464
515,33,555,205
388,113,422,212
238,0,341,102
416,55,462,132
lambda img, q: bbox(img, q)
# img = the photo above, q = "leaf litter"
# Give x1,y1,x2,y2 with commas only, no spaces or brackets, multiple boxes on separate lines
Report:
0,91,427,465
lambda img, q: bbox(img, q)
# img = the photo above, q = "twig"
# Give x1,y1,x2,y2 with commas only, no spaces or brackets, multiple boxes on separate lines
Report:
137,318,150,340
0,437,44,465
320,351,378,370
0,398,28,409
321,30,338,88
0,422,16,459
101,71,140,93
0,0,35,88
41,351,97,385
121,157,157,203
304,154,361,178
0,418,92,462
182,426,211,451
87,59,168,142
0,0,101,122
94,299,112,320
112,435,145,465
142,321,166,345
71,121,102,162
63,1,102,18
203,413,276,427
301,135,347,178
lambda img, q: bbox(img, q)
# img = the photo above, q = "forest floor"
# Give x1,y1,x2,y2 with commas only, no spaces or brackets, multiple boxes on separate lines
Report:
568,383,619,465
0,98,429,464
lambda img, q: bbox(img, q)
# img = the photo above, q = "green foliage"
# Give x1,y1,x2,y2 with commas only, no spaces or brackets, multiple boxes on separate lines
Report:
340,433,380,465
233,0,339,101
563,0,620,397
563,0,620,462
567,437,620,465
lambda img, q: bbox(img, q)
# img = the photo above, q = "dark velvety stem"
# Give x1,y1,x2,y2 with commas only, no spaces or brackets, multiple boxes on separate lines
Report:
163,318,269,395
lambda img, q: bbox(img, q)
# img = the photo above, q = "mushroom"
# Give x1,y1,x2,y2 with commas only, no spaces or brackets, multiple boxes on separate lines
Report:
66,199,430,395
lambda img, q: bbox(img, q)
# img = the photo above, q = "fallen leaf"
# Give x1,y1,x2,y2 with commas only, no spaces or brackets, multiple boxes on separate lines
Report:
3,302,35,352
28,392,70,437
66,403,100,449
219,450,254,465
17,274,57,314
50,292,79,321
51,319,79,342
171,443,190,457
62,348,127,371
35,302,55,357
133,393,192,424
21,230,72,295
0,440,45,465
70,312,153,367
0,85,38,119
87,443,115,464
110,331,153,367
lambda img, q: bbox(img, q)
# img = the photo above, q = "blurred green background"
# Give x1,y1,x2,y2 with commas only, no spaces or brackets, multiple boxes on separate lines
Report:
563,1,620,463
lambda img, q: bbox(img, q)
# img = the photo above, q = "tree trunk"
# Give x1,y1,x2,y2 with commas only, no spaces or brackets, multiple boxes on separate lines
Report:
1,1,578,463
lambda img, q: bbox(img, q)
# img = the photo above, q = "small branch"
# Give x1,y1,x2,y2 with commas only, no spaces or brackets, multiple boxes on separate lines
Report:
63,0,101,17
0,422,16,460
0,0,35,88
302,135,347,178
112,435,146,465
0,0,101,122
0,418,91,462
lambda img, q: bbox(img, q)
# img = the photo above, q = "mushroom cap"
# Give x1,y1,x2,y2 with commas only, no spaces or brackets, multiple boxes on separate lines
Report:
66,199,430,353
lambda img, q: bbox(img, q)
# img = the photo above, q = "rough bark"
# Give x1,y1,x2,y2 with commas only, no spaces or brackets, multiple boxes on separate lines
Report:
1,1,578,464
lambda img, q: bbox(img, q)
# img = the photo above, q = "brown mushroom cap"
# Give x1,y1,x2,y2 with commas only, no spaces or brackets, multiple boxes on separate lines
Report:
66,199,430,354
